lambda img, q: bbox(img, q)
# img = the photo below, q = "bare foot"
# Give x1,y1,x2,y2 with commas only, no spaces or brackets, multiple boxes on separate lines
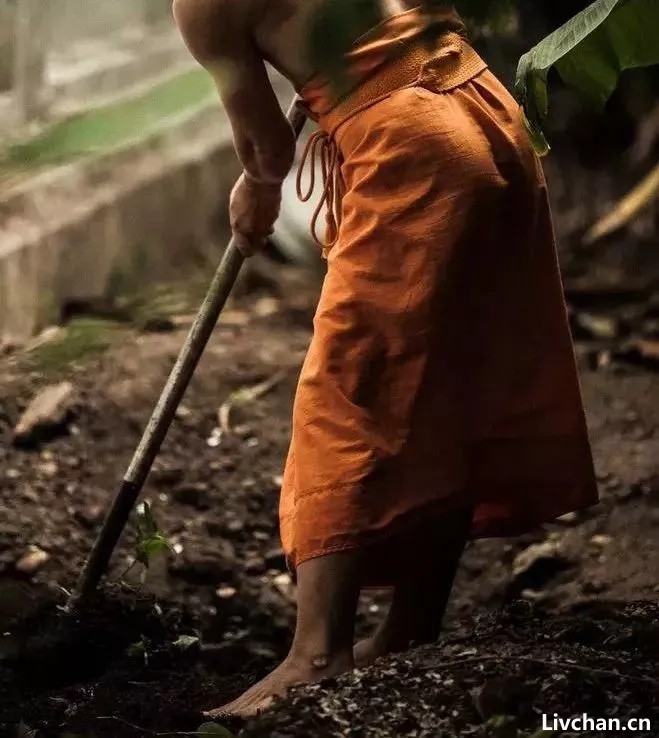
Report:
354,635,389,668
205,651,354,718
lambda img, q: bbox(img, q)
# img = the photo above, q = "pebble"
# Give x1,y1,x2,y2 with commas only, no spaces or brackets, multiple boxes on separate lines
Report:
273,572,295,600
575,313,619,340
173,482,211,510
75,504,104,528
13,382,75,446
252,296,280,318
37,461,58,478
16,547,50,575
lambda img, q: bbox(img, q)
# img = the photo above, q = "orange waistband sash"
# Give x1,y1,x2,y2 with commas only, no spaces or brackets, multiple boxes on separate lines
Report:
296,33,488,254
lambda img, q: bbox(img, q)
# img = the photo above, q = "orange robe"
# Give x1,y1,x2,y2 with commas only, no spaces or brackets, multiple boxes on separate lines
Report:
280,7,598,586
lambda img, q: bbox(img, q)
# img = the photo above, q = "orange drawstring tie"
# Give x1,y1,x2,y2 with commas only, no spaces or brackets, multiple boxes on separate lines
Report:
296,130,345,255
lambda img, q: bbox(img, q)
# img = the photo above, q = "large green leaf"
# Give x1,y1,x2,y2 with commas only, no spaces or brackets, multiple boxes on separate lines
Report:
515,0,659,151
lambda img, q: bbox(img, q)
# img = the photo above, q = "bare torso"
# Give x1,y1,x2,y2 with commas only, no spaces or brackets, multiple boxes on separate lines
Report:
253,0,420,87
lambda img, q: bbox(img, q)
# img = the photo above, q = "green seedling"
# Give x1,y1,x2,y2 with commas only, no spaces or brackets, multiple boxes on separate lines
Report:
127,639,149,666
135,502,172,568
119,502,174,584
173,634,200,650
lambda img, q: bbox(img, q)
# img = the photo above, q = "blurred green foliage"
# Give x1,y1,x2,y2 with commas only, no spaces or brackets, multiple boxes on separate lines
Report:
2,69,213,171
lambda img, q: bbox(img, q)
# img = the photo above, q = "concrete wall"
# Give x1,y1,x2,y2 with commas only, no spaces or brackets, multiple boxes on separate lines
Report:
0,105,241,344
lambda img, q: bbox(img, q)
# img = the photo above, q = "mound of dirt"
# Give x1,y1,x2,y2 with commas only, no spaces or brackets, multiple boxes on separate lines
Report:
243,602,659,738
1,257,658,737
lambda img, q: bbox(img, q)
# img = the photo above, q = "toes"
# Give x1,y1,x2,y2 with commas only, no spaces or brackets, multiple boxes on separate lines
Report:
206,686,275,719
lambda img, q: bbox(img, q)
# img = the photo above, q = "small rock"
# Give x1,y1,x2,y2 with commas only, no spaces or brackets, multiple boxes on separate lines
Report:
615,485,642,502
140,315,176,333
617,339,659,369
206,428,223,448
16,547,50,575
520,588,547,602
603,475,622,492
216,586,237,600
510,541,572,592
590,534,613,547
265,547,286,570
226,519,245,534
0,524,21,551
13,382,75,447
272,572,295,600
641,318,659,339
220,309,251,327
575,313,620,340
75,504,104,528
252,296,280,318
173,482,211,510
210,457,236,472
37,460,58,478
175,405,193,421
244,555,265,574
151,466,185,487
169,541,236,584
633,476,659,501
582,579,607,595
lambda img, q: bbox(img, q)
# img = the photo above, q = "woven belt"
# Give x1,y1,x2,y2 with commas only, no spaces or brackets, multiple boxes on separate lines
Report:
296,34,488,254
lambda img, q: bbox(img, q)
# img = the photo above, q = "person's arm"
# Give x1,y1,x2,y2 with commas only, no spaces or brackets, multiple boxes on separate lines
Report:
174,0,295,182
173,0,296,251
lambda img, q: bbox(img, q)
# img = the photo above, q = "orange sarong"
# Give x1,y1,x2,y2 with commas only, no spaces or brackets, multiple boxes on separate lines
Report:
280,7,598,586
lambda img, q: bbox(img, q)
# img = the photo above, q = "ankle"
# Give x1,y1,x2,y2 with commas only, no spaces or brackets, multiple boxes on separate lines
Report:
288,644,354,673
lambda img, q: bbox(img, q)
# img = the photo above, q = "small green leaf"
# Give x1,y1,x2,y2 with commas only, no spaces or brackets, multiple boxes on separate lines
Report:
127,639,149,665
136,533,170,568
485,713,518,738
196,723,235,737
137,501,159,539
520,108,550,157
127,640,145,656
173,634,200,650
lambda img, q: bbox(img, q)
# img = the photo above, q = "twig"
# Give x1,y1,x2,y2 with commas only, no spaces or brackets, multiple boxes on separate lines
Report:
583,162,659,244
218,369,289,433
119,558,138,582
421,653,658,686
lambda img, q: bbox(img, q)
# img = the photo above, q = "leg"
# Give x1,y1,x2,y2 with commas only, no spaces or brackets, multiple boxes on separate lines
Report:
355,505,473,667
207,549,362,718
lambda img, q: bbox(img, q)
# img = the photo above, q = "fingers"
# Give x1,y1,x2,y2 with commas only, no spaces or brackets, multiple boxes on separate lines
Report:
232,231,268,258
229,174,281,257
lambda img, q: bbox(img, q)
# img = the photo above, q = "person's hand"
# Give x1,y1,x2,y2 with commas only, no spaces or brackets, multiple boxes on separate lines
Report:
230,173,283,256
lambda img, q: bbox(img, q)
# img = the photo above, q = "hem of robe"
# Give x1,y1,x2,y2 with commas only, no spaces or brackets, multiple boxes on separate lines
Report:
284,487,598,589
282,435,598,588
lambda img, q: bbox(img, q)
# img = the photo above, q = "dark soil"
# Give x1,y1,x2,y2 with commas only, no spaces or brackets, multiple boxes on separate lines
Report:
1,242,658,736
